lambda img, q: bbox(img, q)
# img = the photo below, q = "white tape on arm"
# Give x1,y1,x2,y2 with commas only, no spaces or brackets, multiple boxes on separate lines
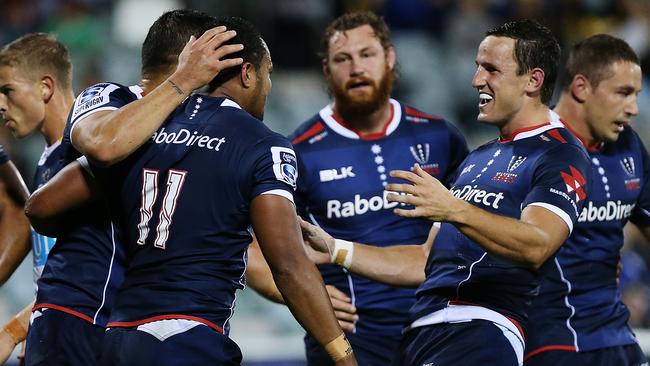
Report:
331,239,354,269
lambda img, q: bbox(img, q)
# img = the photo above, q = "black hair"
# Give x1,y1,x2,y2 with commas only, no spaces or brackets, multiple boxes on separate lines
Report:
486,20,561,105
206,16,267,92
141,9,219,77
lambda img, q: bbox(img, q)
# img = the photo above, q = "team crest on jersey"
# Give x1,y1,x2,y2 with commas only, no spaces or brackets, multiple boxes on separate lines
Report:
271,146,297,189
507,155,527,172
560,165,587,202
460,164,475,176
410,143,430,164
71,83,119,122
620,157,635,177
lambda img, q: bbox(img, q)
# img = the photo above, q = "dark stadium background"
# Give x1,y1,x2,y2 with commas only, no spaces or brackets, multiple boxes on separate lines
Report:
0,0,649,364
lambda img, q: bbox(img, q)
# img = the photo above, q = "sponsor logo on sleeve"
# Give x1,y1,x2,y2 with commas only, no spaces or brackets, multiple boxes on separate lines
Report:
560,165,587,203
271,146,297,189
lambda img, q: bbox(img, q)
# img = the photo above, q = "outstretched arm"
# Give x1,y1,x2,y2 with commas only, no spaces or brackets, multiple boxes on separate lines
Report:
72,26,244,166
0,161,31,286
246,239,358,332
0,301,32,364
251,195,356,365
386,165,570,269
300,218,435,287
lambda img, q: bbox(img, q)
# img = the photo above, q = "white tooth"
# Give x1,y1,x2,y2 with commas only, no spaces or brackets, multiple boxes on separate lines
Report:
479,92,493,101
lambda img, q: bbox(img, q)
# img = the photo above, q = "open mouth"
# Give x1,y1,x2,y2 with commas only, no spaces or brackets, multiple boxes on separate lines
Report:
479,92,493,107
347,80,372,91
613,121,627,132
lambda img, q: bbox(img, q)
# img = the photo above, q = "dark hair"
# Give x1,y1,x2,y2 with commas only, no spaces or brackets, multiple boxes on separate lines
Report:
206,16,267,92
486,20,560,105
141,9,219,77
0,33,72,90
319,11,393,60
563,34,639,90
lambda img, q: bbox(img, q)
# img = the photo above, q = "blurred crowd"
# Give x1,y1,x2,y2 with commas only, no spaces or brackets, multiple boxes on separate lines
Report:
1,0,650,352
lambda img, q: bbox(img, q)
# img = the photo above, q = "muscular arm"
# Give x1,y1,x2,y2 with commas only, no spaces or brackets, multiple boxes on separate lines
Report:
387,165,569,269
0,162,31,286
72,27,244,166
250,195,355,364
25,160,98,237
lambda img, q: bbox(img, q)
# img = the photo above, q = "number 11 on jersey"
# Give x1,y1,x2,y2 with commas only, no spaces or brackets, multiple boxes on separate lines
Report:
137,168,187,249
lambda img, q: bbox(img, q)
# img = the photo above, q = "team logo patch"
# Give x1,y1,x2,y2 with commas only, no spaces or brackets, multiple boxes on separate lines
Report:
620,157,635,177
271,146,298,189
507,155,527,172
560,165,587,202
460,164,475,176
409,143,430,164
71,83,119,122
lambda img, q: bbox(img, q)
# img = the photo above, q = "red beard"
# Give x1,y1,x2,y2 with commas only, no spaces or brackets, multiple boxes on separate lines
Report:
328,66,394,120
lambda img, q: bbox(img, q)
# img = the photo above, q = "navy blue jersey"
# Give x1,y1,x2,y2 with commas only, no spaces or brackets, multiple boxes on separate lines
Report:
33,82,133,326
411,117,591,334
96,95,297,335
0,145,8,164
289,99,468,336
526,125,650,355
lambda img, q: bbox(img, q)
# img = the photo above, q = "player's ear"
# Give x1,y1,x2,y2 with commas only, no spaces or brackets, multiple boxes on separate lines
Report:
322,58,330,77
386,46,396,71
570,74,590,103
40,75,55,103
525,68,545,95
240,62,255,89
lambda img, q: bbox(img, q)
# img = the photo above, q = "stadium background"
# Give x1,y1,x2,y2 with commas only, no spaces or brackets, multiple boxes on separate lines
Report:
0,0,649,364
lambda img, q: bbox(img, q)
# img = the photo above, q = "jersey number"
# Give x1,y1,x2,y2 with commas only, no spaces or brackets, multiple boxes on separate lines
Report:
137,168,187,249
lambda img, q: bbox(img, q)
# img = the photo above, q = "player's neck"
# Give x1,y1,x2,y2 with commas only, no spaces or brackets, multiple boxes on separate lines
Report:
41,89,73,146
554,94,600,147
498,101,550,140
139,76,167,95
333,99,392,135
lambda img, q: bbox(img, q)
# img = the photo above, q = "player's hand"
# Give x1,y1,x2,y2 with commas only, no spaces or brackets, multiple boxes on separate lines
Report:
299,218,334,265
326,285,358,333
169,26,244,93
0,330,17,365
386,164,460,222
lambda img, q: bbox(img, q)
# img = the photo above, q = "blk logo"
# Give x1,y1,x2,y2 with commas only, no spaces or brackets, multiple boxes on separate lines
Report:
560,165,587,202
320,167,355,182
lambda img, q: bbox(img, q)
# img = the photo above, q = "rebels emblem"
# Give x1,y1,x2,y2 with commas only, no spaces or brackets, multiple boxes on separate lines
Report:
409,143,430,164
620,157,635,177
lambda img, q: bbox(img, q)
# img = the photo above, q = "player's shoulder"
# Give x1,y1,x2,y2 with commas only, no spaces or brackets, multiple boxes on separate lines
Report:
288,113,326,148
71,82,142,122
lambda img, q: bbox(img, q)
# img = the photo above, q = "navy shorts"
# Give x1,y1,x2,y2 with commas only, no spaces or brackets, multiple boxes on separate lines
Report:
25,308,105,366
524,343,647,366
393,320,521,366
100,321,242,366
304,332,401,365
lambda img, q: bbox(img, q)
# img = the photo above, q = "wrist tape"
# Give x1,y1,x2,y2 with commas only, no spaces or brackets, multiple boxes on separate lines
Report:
331,239,354,269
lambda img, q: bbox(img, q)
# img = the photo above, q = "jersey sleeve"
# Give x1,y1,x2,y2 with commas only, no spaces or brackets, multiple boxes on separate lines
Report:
246,134,298,204
522,144,591,234
68,83,139,137
630,136,650,227
0,145,9,165
443,122,469,187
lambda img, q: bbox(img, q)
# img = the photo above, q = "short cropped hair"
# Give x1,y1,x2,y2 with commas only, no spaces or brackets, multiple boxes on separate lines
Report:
486,20,561,105
563,34,639,90
206,16,267,92
319,11,393,60
0,33,73,90
141,9,219,77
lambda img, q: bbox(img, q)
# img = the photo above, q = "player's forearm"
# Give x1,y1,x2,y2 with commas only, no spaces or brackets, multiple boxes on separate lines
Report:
448,200,561,268
72,79,188,166
0,202,30,286
347,243,427,287
246,243,284,304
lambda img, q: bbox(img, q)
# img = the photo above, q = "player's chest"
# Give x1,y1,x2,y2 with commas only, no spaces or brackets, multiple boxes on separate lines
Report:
451,146,537,212
585,152,643,204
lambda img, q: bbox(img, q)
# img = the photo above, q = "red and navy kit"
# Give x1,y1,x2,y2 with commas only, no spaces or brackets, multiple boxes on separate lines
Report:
289,99,468,364
90,94,297,364
525,125,650,364
404,115,591,366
